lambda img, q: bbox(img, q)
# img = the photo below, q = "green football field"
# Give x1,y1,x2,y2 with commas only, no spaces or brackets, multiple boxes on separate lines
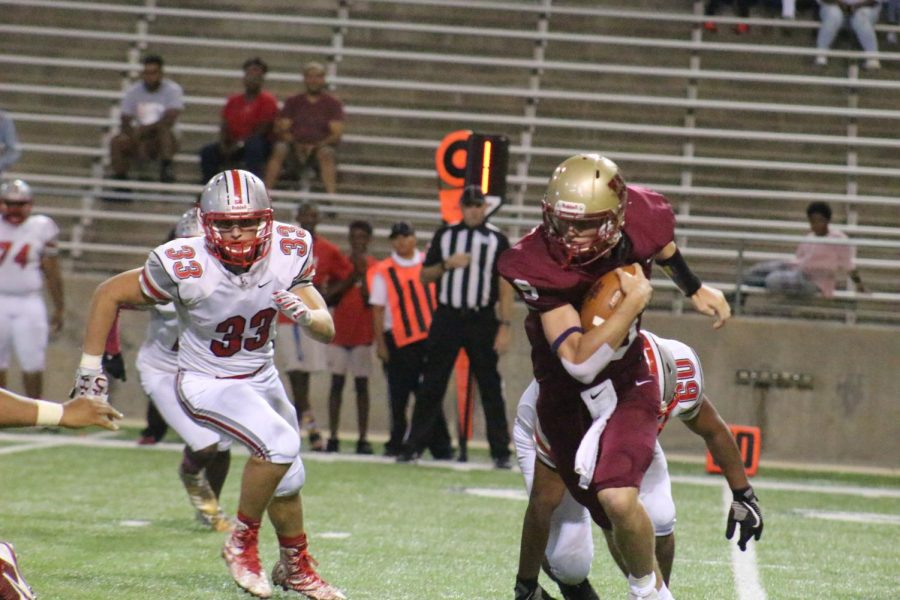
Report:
1,430,898,599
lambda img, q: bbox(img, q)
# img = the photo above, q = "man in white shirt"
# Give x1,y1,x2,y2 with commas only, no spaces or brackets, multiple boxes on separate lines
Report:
110,54,184,183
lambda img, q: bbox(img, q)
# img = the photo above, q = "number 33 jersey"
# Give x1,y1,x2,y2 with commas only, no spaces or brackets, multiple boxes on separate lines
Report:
139,221,315,378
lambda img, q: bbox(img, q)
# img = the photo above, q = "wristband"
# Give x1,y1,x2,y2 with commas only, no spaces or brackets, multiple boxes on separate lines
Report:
656,249,702,297
79,353,103,370
499,320,511,327
550,326,584,354
35,400,64,426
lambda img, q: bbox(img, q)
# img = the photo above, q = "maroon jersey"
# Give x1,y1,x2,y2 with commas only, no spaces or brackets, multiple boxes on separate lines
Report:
498,185,675,525
498,185,674,390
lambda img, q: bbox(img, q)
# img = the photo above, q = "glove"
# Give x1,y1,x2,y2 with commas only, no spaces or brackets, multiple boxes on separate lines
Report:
70,367,110,400
726,486,763,551
102,352,127,382
273,290,312,326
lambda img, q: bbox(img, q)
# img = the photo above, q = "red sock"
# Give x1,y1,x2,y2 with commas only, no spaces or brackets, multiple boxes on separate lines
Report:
236,512,262,529
277,532,308,549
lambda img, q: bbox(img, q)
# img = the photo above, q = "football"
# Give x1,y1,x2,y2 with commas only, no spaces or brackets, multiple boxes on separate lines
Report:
580,263,640,330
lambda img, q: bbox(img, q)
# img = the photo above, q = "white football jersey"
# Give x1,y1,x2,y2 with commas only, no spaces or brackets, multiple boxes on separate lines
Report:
641,330,705,432
0,215,59,295
135,302,180,373
138,221,315,378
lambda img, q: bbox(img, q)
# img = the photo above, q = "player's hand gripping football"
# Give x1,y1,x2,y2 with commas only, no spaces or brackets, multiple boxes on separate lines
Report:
616,263,653,314
726,486,764,551
70,366,110,401
273,289,312,326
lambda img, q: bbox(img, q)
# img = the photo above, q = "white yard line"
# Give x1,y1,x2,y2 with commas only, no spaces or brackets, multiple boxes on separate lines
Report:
0,439,69,455
723,485,767,600
1,432,896,500
675,474,900,498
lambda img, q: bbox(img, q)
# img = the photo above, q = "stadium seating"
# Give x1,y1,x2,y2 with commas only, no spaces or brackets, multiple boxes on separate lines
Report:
1,0,898,323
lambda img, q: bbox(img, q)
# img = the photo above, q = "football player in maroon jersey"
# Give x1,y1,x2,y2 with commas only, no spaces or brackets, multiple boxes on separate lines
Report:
499,154,730,600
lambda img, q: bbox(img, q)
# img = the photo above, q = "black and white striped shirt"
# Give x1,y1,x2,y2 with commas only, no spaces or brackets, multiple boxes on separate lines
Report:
423,222,510,309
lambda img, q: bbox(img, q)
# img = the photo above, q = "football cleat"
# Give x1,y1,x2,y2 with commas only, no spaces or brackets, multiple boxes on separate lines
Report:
514,579,558,600
0,541,35,600
271,545,346,599
223,522,272,598
178,466,232,532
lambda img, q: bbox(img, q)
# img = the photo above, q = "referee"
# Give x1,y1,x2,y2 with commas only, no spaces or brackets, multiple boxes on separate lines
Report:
399,185,514,468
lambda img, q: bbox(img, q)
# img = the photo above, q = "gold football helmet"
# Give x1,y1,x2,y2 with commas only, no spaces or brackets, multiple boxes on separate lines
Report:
541,154,628,266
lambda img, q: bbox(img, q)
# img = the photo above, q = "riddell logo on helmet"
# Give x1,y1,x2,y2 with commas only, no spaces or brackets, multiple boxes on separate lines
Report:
555,200,586,217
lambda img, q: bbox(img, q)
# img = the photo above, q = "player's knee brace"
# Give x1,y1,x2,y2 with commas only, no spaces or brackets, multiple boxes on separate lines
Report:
274,457,306,497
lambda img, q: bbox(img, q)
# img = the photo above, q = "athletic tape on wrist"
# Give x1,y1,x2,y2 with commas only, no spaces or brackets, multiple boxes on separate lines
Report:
35,400,64,426
79,353,103,370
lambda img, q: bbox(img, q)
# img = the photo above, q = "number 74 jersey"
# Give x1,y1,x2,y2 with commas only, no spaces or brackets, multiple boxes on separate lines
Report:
139,221,315,378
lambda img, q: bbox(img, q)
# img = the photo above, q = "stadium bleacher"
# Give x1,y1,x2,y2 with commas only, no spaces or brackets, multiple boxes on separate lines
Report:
1,0,898,324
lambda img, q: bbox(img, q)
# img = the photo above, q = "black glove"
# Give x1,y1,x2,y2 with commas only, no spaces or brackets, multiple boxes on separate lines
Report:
102,352,127,382
726,486,763,551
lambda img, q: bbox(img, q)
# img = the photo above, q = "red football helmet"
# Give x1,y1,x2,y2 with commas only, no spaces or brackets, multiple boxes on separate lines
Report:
541,154,627,266
199,170,273,267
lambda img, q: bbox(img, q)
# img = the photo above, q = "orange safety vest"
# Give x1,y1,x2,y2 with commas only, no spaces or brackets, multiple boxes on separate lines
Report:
369,257,436,348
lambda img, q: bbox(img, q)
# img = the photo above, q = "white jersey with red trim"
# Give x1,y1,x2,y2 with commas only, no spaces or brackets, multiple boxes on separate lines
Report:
0,215,59,295
640,330,704,432
138,221,315,378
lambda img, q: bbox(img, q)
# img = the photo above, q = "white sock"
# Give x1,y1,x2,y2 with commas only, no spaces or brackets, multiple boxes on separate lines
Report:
628,572,657,597
658,581,675,600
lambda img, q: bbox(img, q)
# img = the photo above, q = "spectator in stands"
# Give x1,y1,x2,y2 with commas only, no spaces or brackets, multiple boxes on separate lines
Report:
324,220,376,454
264,61,344,194
198,57,278,183
703,0,752,34
274,201,351,452
740,201,866,298
0,179,64,401
110,55,184,183
0,109,22,175
369,222,453,458
814,0,884,69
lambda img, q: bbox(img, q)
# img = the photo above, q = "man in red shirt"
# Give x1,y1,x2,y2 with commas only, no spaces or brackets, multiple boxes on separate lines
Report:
199,57,278,182
323,220,377,454
264,61,344,194
274,202,351,451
